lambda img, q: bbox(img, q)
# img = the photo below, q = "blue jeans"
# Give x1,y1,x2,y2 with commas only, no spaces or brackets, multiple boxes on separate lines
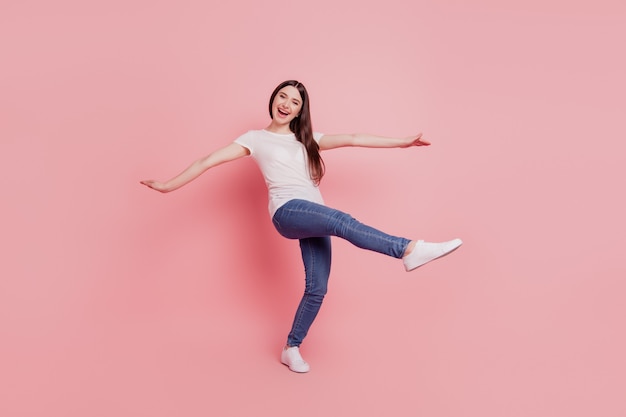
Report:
272,199,411,347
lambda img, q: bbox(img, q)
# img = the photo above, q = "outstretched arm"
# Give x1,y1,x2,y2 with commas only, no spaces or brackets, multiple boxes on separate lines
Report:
318,133,430,150
140,142,249,193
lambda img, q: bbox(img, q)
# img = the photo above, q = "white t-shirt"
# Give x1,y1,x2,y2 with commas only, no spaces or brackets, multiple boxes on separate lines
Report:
234,129,325,217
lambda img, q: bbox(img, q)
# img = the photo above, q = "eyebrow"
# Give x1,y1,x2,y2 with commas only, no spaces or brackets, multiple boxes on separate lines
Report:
280,91,301,105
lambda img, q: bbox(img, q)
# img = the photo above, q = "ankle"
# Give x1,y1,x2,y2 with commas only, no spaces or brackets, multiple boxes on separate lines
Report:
403,240,416,258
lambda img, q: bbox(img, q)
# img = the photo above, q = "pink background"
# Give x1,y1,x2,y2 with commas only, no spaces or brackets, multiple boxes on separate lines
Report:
2,0,625,416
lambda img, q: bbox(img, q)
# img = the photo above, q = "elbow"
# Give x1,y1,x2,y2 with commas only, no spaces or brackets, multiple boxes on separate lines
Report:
196,157,213,171
350,133,366,147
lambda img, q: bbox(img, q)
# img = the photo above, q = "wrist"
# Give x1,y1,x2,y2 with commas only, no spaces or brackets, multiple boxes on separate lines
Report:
157,182,172,193
399,136,413,147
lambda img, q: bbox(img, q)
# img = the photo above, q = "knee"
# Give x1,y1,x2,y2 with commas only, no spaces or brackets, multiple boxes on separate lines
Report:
305,281,328,298
303,291,326,307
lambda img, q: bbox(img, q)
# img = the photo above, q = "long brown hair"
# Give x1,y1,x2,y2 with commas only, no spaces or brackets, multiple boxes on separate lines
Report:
268,80,325,185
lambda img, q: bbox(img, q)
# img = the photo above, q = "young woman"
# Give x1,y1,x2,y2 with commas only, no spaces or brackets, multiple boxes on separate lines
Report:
141,80,462,373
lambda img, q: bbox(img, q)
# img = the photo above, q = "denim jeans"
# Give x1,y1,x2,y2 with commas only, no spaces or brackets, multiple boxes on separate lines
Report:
272,199,411,347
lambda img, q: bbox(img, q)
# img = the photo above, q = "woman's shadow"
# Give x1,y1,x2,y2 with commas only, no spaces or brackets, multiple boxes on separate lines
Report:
196,158,304,352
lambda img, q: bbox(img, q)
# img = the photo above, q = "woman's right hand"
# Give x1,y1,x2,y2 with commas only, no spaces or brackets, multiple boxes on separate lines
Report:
140,180,169,193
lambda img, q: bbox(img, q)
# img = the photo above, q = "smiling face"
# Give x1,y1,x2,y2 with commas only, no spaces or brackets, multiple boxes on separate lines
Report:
270,86,303,126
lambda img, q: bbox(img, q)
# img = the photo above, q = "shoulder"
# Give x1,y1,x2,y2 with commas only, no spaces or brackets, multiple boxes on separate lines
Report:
234,129,281,154
233,130,259,154
234,130,260,144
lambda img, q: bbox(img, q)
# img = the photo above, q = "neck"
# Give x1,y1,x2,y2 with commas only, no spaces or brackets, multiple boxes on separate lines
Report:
265,120,293,134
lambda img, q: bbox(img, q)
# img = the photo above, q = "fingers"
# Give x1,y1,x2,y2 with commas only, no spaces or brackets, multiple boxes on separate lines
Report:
140,180,161,191
413,133,430,146
141,180,169,193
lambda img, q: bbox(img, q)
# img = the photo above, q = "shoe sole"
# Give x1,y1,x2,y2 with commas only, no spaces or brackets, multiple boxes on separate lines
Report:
281,360,310,373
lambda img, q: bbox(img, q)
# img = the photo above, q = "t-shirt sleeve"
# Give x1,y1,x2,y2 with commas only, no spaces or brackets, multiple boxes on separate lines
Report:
313,132,324,144
234,131,254,155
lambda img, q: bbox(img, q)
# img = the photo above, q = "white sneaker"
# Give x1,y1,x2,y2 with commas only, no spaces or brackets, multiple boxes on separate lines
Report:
281,346,310,373
403,238,463,271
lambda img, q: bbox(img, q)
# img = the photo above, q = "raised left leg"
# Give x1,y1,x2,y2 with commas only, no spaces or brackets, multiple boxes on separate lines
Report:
273,199,410,258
